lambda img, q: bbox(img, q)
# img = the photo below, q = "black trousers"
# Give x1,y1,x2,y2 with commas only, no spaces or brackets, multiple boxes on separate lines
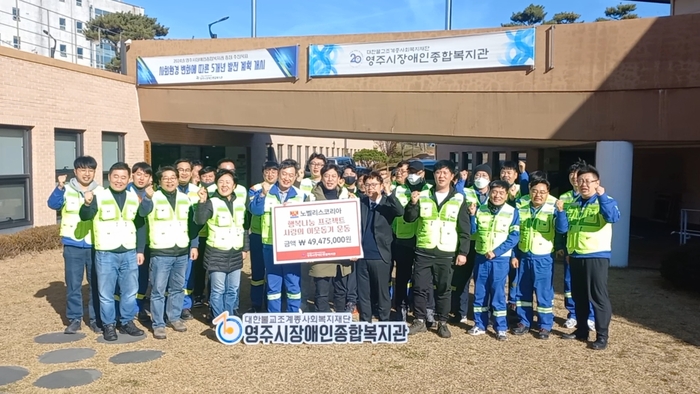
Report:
193,238,207,298
357,259,392,322
569,257,612,339
392,242,415,310
413,253,454,322
314,266,351,312
451,242,476,319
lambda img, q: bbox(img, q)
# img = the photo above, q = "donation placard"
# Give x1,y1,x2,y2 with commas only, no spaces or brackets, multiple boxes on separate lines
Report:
272,199,363,264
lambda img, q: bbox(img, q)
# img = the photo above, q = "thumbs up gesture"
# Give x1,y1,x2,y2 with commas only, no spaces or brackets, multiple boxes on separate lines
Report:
83,191,94,206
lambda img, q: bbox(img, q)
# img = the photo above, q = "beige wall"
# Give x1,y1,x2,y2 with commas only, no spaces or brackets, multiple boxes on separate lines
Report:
0,48,146,231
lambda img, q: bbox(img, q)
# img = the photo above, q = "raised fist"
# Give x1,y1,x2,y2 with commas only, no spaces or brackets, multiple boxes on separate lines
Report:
410,191,420,205
261,183,271,196
145,184,155,199
198,187,208,202
460,170,469,181
518,160,526,173
596,185,605,196
555,199,564,212
83,191,94,205
57,174,67,187
468,203,477,216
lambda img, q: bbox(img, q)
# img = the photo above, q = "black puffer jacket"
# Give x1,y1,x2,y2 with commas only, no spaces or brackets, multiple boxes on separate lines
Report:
194,192,250,274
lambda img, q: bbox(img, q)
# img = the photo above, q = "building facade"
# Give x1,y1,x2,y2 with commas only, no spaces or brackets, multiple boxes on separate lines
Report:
1,0,143,68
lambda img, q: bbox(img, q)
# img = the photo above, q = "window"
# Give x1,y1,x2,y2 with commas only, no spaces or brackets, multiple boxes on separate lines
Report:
297,145,302,163
76,0,82,6
94,8,110,17
12,7,19,21
305,146,309,160
59,44,67,57
59,18,66,30
96,41,117,69
77,47,83,59
12,36,20,49
494,152,506,175
76,21,83,33
477,152,488,166
54,130,83,173
287,145,293,160
102,133,124,186
449,152,458,164
462,152,473,171
0,128,31,229
325,147,329,156
312,146,317,154
277,144,283,161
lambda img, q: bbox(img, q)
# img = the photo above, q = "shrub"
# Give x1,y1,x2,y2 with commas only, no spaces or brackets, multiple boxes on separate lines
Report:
0,225,62,261
659,243,700,294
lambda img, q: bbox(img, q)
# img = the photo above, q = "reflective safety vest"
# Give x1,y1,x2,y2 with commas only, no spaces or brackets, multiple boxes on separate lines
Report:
206,195,247,251
509,184,522,201
299,178,318,196
517,195,531,209
475,203,517,257
249,183,264,235
392,184,431,239
464,187,488,242
261,186,305,245
199,184,245,238
415,191,465,252
307,187,351,202
60,185,101,244
93,189,139,251
559,190,576,209
518,196,558,255
148,190,192,250
181,183,200,205
566,198,613,255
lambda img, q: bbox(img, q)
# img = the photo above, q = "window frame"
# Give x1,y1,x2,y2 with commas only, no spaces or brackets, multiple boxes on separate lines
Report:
77,47,84,59
76,21,83,33
0,126,32,230
59,44,67,57
12,7,19,21
59,17,66,30
101,132,125,186
76,0,82,6
12,36,20,49
287,144,293,161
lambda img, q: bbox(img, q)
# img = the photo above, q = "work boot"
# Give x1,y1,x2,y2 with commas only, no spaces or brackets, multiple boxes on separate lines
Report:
89,321,102,334
562,332,588,342
538,329,550,340
181,309,193,321
193,296,204,308
589,337,608,350
153,327,167,340
64,319,81,334
437,322,451,339
103,324,118,341
118,321,145,336
169,320,187,332
512,323,530,336
137,310,151,323
408,319,427,335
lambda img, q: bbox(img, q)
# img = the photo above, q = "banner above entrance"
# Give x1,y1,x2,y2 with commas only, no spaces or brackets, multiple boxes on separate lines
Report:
136,45,299,85
308,28,535,78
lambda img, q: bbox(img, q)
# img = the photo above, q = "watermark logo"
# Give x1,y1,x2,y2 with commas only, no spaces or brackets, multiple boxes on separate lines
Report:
212,311,244,345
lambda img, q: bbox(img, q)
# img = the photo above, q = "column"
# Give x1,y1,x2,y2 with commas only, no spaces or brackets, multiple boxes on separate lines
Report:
595,141,633,268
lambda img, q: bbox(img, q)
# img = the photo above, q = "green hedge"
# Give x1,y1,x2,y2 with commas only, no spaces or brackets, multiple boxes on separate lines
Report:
0,225,61,261
659,243,700,294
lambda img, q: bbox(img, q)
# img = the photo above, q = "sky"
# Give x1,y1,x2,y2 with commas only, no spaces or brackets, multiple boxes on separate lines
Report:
129,0,671,39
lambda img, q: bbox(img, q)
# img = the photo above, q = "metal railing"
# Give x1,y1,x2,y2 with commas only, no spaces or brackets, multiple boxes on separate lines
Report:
673,208,700,245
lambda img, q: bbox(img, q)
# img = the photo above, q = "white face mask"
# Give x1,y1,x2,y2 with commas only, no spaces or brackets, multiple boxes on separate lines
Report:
474,177,490,189
407,174,422,185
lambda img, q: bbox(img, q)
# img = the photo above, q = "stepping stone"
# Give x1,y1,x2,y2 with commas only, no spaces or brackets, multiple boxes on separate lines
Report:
33,369,101,389
34,332,87,344
0,366,29,386
39,348,96,364
96,333,145,344
109,350,164,364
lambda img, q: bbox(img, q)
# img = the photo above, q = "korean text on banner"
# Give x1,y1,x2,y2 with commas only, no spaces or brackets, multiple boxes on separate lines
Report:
137,45,299,85
272,199,363,264
308,28,535,77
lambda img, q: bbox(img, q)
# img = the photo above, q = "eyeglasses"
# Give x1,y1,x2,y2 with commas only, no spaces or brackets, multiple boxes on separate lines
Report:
530,190,548,195
161,177,178,181
364,182,381,188
577,178,599,185
176,168,191,173
310,162,324,168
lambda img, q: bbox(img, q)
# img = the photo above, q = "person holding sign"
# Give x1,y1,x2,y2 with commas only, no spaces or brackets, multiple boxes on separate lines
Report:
306,164,357,313
468,180,520,341
356,171,404,322
404,160,472,339
249,159,307,313
194,169,250,321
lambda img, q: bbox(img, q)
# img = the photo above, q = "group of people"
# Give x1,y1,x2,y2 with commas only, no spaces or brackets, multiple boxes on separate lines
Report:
50,151,619,350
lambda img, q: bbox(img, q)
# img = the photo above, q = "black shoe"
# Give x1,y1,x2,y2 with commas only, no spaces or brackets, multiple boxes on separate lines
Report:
408,319,427,335
437,322,451,338
512,323,530,336
103,324,118,341
137,310,151,323
193,296,204,308
538,329,550,340
562,332,588,341
89,321,102,334
589,338,608,350
64,319,81,334
118,321,145,336
181,309,194,321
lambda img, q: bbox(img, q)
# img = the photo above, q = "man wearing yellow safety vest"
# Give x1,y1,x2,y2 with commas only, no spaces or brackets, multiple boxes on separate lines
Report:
557,160,595,331
79,162,146,341
139,166,200,340
561,164,620,350
511,176,568,340
194,169,249,321
250,159,307,312
468,180,520,341
452,163,491,324
404,160,471,339
247,161,279,312
192,166,218,308
47,156,103,334
174,159,202,320
392,160,431,322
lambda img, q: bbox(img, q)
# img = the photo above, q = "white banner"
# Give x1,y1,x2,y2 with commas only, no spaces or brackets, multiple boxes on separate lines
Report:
136,45,299,85
272,199,363,264
308,28,535,77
